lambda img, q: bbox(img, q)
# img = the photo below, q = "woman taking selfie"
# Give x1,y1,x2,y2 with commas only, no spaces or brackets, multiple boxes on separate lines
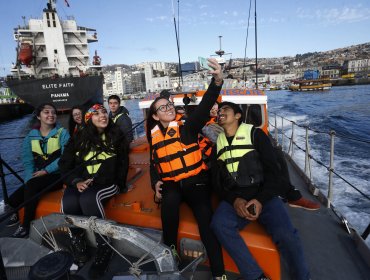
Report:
146,58,226,279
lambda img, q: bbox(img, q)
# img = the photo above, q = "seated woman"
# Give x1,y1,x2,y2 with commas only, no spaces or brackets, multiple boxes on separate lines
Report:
146,58,226,279
68,105,84,136
59,104,128,279
9,103,70,237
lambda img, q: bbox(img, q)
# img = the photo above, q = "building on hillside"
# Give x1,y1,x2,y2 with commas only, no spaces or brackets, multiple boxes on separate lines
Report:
131,71,146,93
322,64,342,78
348,59,370,74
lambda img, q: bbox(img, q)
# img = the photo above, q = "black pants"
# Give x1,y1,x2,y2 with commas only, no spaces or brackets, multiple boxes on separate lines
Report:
61,183,118,218
8,173,62,228
161,180,224,277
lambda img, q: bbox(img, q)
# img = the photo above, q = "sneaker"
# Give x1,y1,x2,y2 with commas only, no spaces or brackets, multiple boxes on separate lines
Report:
88,243,113,279
12,225,29,238
71,232,89,266
288,197,320,211
6,213,19,227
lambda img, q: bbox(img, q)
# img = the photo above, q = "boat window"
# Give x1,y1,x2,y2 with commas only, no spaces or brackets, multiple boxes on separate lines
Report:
243,104,263,127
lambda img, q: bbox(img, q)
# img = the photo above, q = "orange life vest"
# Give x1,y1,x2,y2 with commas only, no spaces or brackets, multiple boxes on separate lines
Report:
151,121,207,182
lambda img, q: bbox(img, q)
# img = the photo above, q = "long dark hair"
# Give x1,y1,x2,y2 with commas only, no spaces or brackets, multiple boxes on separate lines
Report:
68,105,84,136
146,96,169,143
73,117,127,161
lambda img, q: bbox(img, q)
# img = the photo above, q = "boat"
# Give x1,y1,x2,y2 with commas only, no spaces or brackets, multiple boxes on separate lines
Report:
289,70,332,91
1,2,369,279
288,79,332,91
5,0,103,111
1,82,369,279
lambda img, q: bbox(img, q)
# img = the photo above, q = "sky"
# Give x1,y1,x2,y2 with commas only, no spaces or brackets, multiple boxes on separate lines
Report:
1,0,370,76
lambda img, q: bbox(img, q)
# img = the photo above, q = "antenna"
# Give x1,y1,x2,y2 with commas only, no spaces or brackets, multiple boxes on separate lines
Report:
171,0,183,87
215,36,225,57
254,0,258,89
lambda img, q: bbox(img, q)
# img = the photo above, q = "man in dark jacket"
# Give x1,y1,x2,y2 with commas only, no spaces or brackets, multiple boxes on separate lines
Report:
108,95,133,142
210,102,310,280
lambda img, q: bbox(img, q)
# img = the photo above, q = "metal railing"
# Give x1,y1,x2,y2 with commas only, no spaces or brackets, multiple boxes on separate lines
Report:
269,112,370,239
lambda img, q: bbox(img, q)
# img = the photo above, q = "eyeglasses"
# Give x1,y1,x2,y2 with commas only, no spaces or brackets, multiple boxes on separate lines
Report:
156,102,175,112
72,112,82,117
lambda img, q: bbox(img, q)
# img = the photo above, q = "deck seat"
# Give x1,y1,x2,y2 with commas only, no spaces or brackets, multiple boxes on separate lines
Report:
19,161,281,279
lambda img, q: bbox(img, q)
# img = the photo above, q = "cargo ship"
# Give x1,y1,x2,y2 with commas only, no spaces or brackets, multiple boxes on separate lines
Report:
6,0,103,111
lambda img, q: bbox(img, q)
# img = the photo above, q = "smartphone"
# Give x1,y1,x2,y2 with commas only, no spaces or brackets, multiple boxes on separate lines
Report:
247,204,256,215
198,56,211,70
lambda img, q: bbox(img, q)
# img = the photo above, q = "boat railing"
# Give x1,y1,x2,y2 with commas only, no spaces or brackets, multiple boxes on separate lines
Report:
268,112,370,240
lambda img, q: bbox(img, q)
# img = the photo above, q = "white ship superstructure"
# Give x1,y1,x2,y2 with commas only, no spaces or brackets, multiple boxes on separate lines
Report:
11,0,100,79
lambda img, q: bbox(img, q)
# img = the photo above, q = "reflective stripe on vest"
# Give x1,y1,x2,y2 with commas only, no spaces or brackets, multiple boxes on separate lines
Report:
83,150,115,175
112,113,124,123
31,127,63,169
151,121,207,182
217,123,254,176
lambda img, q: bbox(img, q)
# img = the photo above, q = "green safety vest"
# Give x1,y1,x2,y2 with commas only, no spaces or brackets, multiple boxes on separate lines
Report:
217,123,263,187
83,150,115,175
31,127,63,169
112,113,124,123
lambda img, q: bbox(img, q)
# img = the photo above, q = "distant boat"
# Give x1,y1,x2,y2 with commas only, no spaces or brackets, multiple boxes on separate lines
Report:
6,0,103,111
289,69,332,92
288,78,332,91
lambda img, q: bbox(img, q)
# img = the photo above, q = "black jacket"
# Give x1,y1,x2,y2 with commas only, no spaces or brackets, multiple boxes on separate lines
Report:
59,133,129,192
109,106,134,143
212,127,281,205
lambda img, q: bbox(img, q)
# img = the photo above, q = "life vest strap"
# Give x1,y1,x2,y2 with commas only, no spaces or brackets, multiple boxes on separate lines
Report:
160,159,204,180
153,145,199,164
224,156,242,165
152,137,181,150
217,144,254,158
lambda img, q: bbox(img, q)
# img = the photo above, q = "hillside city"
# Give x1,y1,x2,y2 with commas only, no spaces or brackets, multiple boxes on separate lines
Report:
102,42,370,98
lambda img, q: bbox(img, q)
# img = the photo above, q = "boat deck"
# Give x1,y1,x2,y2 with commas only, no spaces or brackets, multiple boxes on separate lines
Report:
0,142,369,279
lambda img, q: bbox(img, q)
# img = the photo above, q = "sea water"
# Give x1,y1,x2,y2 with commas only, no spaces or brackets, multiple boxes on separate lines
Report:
0,85,369,246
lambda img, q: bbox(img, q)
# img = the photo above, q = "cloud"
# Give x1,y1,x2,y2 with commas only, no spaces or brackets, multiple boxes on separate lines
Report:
145,16,169,23
297,6,370,24
199,5,208,9
138,47,157,53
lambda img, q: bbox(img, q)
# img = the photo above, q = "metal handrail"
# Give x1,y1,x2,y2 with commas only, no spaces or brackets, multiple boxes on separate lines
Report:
269,113,370,201
269,112,370,238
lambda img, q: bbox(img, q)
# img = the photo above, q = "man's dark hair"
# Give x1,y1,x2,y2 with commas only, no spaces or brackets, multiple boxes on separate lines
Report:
219,101,243,125
108,95,121,103
219,101,243,115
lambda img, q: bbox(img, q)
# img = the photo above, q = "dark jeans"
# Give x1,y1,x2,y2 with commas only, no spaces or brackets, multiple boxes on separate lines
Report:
160,181,224,277
211,198,310,280
61,183,118,218
8,173,62,228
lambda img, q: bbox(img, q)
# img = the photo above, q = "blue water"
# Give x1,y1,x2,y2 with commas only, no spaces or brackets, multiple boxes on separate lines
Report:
1,86,369,244
266,85,370,243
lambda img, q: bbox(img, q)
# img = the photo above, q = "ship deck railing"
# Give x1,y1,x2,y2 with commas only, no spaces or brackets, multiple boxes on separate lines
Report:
268,112,370,240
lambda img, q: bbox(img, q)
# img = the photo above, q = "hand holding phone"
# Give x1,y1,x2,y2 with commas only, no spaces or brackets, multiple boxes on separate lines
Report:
247,204,256,215
198,56,212,70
